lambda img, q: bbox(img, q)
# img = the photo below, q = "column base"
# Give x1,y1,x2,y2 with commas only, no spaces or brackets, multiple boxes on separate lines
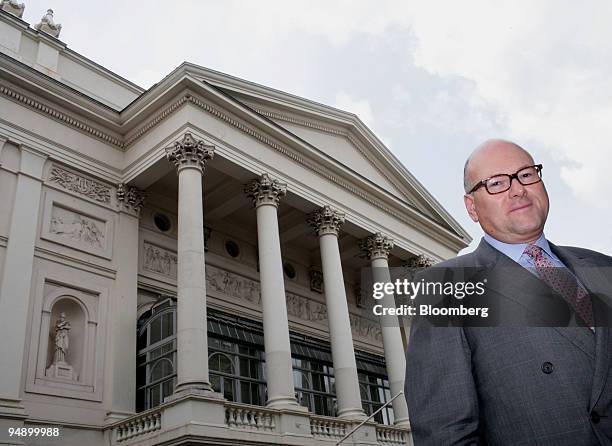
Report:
165,382,223,403
266,396,309,412
337,407,367,421
394,417,411,428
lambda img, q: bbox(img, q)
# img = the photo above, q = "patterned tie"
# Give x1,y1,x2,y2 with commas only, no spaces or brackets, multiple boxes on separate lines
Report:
523,244,594,329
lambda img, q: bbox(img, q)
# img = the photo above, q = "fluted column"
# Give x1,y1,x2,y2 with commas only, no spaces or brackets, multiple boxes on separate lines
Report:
361,233,410,426
245,174,303,410
308,206,366,420
166,133,214,395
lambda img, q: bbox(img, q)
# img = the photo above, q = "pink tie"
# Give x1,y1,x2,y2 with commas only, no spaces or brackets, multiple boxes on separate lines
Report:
523,244,594,329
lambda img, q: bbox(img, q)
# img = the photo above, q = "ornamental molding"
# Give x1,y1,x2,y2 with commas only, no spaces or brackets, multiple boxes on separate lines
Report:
307,205,345,237
48,164,112,204
360,232,394,260
0,84,123,147
0,84,460,249
244,173,287,208
242,101,410,199
116,183,145,215
403,254,435,269
165,132,215,173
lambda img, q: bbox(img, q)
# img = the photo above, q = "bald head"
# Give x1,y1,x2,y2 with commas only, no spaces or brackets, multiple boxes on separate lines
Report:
463,139,534,193
462,139,549,243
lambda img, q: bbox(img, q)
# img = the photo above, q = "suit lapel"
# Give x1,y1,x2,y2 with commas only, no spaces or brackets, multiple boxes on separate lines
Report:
475,240,596,358
551,244,612,409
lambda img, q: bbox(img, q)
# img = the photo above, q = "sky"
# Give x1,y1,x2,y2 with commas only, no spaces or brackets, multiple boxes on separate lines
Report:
20,1,612,255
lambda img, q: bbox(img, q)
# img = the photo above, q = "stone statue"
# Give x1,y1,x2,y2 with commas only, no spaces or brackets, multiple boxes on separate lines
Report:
46,311,77,380
53,312,70,363
0,0,25,18
35,9,62,38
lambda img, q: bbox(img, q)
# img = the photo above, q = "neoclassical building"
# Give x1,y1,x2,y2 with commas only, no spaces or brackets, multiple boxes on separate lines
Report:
0,5,470,446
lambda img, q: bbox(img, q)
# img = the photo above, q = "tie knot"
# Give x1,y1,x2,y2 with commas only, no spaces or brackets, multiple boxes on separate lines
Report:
523,243,544,260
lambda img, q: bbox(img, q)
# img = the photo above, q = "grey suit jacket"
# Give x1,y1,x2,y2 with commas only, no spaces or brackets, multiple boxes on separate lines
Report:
405,239,612,445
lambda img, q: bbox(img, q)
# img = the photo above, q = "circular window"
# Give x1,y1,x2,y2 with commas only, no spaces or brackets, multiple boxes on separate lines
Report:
153,213,171,232
283,262,296,279
225,240,240,258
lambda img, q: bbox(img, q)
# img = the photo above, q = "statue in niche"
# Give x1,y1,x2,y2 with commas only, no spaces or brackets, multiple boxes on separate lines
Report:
46,312,77,381
53,312,70,363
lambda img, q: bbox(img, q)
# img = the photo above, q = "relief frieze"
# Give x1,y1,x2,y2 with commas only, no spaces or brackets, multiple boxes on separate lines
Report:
204,265,381,342
50,207,105,249
143,242,178,278
48,165,112,204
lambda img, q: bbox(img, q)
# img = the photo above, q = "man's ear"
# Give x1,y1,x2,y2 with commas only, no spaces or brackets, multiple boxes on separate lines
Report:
464,194,479,222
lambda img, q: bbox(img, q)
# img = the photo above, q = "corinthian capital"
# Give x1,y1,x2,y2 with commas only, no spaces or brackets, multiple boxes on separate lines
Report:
116,183,145,216
165,133,214,173
244,173,287,208
360,232,394,260
307,206,345,237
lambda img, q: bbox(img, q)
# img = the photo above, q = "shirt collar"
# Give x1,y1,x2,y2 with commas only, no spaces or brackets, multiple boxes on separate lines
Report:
483,232,553,263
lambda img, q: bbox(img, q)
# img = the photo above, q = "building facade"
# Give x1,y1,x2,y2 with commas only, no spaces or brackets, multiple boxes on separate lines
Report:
0,5,470,446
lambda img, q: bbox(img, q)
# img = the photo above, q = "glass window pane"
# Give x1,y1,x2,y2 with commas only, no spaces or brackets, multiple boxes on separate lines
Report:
162,313,173,339
211,374,220,393
150,318,161,344
223,378,234,401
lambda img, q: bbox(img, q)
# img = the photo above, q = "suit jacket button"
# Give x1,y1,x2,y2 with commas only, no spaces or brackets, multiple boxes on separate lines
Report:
541,362,554,374
591,411,601,424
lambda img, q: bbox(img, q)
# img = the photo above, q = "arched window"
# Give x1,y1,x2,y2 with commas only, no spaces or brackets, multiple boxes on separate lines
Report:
136,298,176,412
209,352,236,401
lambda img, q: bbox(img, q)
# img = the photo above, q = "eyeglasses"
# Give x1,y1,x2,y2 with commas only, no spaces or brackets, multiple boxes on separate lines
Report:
468,164,543,195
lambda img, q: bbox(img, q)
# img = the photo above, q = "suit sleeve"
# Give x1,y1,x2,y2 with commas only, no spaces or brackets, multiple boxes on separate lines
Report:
405,316,481,445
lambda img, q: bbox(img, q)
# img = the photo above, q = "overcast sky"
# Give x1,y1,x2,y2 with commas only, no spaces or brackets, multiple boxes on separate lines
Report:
22,1,612,255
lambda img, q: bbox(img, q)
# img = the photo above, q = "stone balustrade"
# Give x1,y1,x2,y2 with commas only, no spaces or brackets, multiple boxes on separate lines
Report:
106,399,411,445
114,409,162,442
310,415,348,439
376,424,409,445
225,402,278,432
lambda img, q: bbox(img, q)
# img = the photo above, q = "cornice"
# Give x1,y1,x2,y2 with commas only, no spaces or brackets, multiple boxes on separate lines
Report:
0,79,466,250
0,82,123,147
241,100,414,205
0,60,468,250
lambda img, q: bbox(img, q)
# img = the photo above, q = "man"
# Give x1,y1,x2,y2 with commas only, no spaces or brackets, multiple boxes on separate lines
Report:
405,140,612,445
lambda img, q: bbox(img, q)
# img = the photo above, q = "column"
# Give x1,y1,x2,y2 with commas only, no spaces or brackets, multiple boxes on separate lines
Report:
244,174,303,410
360,233,410,426
307,206,365,420
165,133,215,395
104,184,145,420
0,146,47,416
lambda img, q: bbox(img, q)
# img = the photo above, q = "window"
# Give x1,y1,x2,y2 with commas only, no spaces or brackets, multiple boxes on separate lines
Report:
136,297,394,425
359,373,393,424
225,240,240,258
136,298,176,412
153,213,171,232
293,357,336,416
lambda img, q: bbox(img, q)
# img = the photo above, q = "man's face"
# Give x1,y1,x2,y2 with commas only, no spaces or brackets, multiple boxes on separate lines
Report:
463,143,550,244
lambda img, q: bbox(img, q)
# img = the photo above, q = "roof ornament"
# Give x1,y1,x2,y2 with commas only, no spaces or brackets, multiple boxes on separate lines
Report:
35,8,61,38
0,0,25,18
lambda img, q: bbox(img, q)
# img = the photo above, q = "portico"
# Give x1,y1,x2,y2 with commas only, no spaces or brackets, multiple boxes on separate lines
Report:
0,9,470,444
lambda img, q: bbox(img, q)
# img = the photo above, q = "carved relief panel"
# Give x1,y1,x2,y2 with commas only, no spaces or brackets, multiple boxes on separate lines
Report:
40,189,115,259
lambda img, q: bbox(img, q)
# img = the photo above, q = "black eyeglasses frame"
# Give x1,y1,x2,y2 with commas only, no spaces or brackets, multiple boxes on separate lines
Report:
468,164,543,195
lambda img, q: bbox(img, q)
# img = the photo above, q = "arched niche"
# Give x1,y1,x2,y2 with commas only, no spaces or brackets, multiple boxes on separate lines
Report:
36,286,98,389
45,296,87,380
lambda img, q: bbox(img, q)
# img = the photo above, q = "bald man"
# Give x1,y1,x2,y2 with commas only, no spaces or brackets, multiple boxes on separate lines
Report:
405,140,612,445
